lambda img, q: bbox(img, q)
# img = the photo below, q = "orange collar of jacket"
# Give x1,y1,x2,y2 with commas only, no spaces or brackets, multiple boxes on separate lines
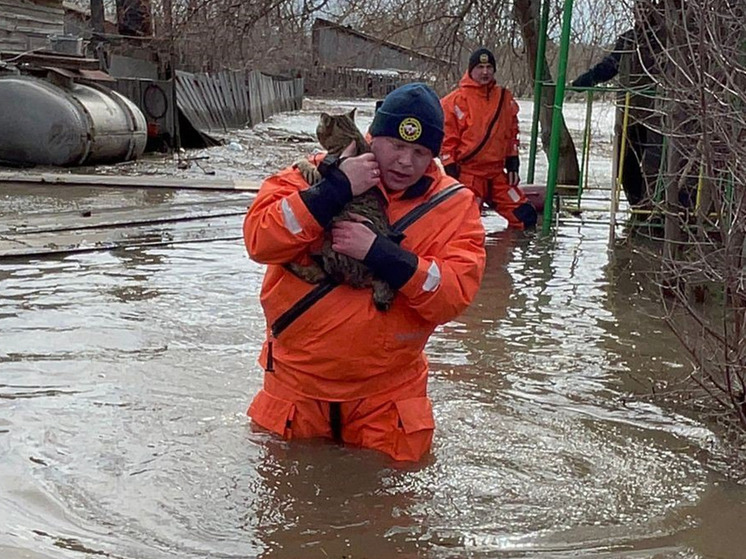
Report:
458,71,498,94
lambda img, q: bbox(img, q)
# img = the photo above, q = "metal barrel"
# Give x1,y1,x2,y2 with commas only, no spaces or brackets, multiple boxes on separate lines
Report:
0,75,146,166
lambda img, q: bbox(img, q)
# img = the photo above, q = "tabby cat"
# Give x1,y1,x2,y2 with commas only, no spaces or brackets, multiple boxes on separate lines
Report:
287,108,397,311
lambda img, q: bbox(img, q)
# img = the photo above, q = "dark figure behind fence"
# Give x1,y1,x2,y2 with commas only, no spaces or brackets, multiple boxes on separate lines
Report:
571,9,664,213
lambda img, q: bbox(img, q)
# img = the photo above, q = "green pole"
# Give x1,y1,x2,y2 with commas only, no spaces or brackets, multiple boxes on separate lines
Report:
579,91,593,200
541,0,575,235
527,0,551,185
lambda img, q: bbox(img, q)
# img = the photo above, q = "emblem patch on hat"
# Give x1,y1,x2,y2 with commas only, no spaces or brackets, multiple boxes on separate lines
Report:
479,53,489,64
398,117,422,142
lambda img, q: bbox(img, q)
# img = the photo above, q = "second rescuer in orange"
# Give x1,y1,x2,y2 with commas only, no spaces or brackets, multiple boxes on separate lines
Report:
440,47,538,229
243,83,486,462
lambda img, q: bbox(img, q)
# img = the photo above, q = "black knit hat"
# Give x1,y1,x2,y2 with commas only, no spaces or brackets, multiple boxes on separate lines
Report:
468,47,496,73
369,83,444,156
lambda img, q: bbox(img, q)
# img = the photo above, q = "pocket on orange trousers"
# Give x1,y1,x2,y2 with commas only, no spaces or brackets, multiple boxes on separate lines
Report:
394,396,435,434
248,389,296,439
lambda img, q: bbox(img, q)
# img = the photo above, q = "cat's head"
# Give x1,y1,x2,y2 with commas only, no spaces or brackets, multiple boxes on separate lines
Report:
319,108,355,128
316,108,363,155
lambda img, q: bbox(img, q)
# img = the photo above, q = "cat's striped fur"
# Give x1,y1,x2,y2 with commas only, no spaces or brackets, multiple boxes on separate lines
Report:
287,108,396,311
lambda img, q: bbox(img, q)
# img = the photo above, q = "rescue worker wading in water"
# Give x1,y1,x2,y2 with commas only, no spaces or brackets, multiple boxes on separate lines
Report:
243,83,486,462
440,48,538,229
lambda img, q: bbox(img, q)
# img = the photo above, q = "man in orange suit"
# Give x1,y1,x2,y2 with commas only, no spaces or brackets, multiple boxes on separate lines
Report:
244,83,486,461
441,47,537,229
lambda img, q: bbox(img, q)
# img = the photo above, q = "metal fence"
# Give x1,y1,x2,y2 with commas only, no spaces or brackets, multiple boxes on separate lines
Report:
176,69,304,134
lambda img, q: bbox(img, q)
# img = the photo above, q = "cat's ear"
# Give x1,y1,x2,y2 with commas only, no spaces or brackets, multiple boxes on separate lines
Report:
347,108,357,121
320,112,331,125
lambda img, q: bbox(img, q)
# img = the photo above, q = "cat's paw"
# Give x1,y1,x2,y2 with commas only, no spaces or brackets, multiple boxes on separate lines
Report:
372,280,395,311
295,159,321,185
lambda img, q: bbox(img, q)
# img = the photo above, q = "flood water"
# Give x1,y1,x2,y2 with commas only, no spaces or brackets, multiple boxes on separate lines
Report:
2,98,746,558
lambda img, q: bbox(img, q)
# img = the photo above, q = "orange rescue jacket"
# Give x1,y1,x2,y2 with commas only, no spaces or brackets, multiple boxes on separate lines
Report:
440,72,520,180
243,155,486,401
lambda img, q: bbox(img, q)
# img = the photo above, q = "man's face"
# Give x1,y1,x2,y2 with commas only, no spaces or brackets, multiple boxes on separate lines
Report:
470,63,495,85
370,136,433,191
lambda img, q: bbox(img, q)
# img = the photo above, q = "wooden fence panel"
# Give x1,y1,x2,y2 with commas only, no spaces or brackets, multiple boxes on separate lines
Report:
232,71,249,126
246,70,263,126
176,72,211,132
199,73,228,132
305,66,412,99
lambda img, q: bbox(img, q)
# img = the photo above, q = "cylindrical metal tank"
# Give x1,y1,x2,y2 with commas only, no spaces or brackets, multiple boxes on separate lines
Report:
0,75,147,166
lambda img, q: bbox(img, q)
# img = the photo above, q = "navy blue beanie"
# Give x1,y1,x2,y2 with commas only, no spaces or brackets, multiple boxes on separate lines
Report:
468,47,496,73
369,83,444,156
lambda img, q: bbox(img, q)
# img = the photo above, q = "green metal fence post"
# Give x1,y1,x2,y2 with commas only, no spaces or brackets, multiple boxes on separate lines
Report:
578,91,593,206
541,0,575,235
527,0,551,185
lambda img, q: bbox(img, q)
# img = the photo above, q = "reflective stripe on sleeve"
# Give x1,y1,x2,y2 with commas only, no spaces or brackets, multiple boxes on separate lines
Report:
422,261,441,292
281,198,302,234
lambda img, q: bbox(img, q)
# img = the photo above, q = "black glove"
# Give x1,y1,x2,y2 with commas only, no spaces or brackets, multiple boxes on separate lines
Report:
444,163,460,179
299,154,353,227
363,235,418,290
571,73,593,88
317,154,340,177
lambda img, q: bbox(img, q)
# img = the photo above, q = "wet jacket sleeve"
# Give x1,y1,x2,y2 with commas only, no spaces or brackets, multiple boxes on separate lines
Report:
440,91,464,167
392,190,486,325
571,28,634,87
243,163,351,264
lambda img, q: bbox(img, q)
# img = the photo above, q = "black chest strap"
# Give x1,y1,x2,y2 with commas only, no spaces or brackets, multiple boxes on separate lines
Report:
265,183,465,371
458,87,506,165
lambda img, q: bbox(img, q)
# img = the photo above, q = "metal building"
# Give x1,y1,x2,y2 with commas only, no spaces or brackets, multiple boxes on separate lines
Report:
312,18,452,77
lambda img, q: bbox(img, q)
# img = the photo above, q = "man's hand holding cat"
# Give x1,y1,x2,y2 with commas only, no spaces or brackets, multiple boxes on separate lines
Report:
331,213,376,260
338,141,380,195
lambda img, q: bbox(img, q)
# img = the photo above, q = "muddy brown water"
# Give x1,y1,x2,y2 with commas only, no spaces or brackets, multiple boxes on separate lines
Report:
2,98,746,558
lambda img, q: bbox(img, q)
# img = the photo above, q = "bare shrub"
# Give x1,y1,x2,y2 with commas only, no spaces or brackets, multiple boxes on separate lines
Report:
644,0,746,429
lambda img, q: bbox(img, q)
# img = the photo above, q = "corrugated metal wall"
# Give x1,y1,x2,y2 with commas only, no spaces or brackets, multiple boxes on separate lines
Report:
176,70,304,134
0,0,65,53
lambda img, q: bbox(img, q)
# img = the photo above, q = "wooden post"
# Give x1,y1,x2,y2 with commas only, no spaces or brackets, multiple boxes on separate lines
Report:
162,0,173,35
90,0,105,33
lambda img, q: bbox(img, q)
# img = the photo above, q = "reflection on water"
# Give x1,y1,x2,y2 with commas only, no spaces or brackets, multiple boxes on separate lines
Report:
1,218,746,558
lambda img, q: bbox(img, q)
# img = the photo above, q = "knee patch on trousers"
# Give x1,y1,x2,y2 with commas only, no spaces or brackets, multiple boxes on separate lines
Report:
513,202,538,229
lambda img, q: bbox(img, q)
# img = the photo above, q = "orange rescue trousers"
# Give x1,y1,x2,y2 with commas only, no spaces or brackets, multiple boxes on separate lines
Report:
460,172,533,229
248,370,435,462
